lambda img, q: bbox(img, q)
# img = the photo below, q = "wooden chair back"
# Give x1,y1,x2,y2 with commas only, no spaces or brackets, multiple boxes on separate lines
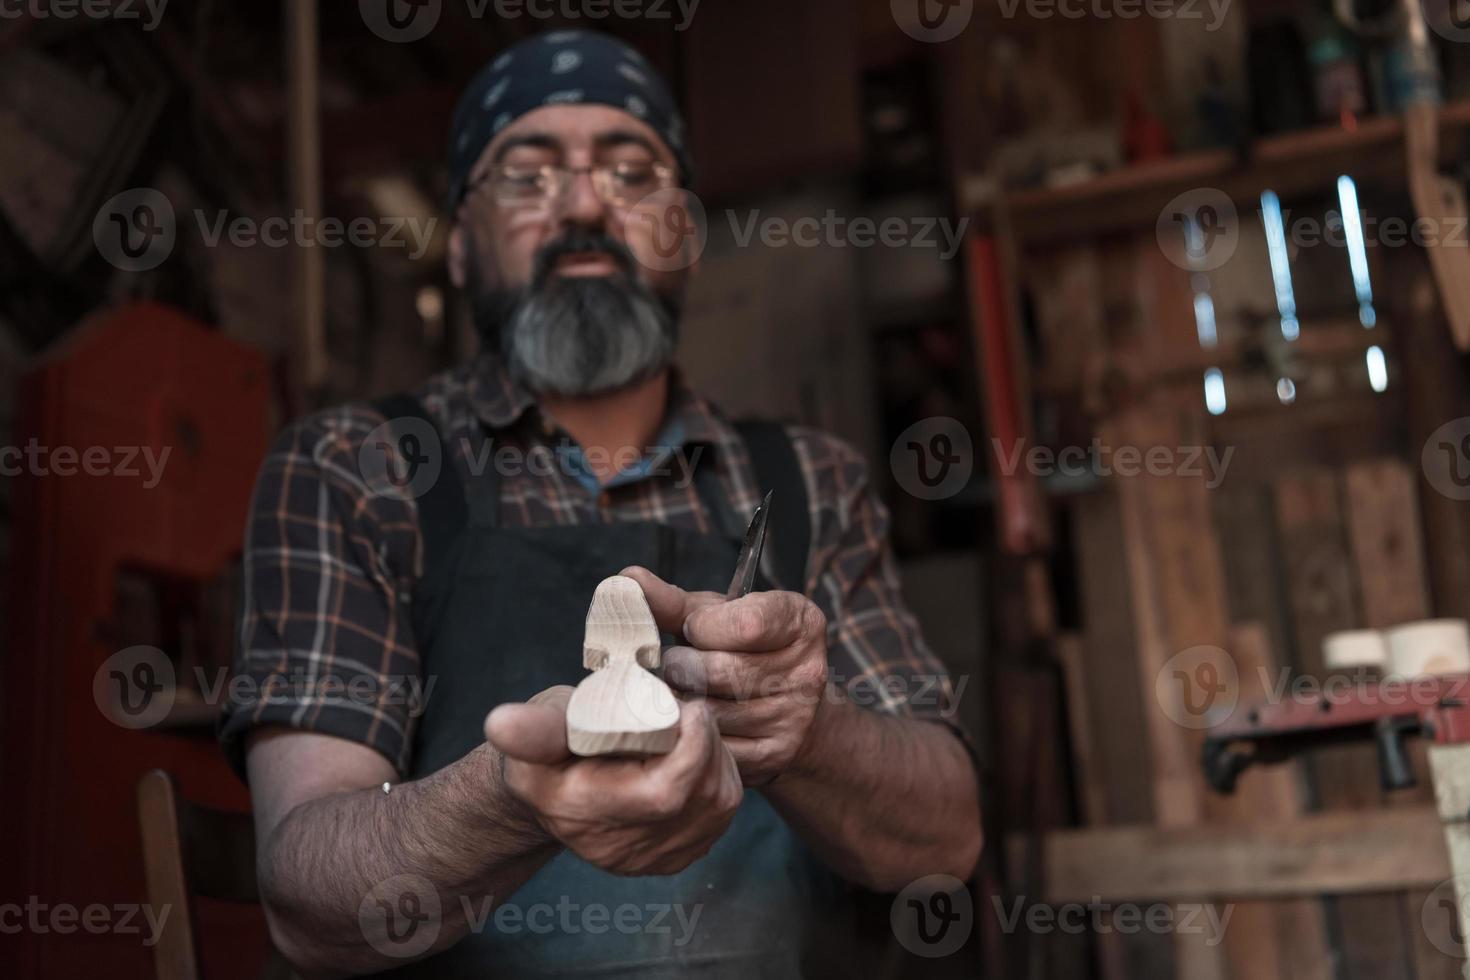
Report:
135,768,289,980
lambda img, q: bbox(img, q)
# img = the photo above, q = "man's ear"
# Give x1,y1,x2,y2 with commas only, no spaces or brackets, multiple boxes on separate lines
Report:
448,223,468,290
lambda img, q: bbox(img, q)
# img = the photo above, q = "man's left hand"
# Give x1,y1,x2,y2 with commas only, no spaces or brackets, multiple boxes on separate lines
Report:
621,566,829,787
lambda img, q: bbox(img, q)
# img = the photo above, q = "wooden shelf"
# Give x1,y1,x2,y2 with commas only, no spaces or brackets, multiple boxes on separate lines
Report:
1008,804,1449,903
965,100,1470,247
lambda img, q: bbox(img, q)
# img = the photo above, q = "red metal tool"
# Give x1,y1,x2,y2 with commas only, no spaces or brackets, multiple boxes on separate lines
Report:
1203,673,1470,794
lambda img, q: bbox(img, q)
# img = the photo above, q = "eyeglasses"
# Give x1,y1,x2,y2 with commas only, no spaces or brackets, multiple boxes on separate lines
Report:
468,161,678,211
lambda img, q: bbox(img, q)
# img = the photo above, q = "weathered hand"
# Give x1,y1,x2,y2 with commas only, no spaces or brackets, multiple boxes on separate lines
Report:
484,685,742,876
621,566,830,787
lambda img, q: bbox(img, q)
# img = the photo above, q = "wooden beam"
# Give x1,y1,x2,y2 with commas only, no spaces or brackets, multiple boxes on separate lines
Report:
1007,806,1451,903
1070,492,1173,977
286,0,326,395
1228,623,1333,980
1056,633,1129,980
1342,459,1461,979
1275,468,1416,979
968,100,1470,246
1104,390,1226,980
1344,459,1432,629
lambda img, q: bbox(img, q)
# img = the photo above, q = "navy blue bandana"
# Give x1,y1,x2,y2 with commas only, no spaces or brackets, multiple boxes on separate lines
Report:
446,29,691,211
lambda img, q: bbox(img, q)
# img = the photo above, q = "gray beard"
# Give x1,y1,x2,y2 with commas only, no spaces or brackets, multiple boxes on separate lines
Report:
504,275,678,396
471,255,681,397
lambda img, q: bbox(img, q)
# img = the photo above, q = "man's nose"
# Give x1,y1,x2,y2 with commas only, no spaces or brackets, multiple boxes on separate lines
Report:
558,168,606,225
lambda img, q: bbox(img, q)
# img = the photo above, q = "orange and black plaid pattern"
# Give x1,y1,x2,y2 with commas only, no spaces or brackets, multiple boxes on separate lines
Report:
219,354,969,777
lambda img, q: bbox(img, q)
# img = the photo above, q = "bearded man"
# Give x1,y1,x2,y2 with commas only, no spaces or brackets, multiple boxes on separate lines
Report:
220,29,980,979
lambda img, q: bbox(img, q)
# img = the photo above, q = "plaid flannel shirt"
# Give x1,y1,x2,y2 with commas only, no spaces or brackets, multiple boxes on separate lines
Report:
219,354,968,777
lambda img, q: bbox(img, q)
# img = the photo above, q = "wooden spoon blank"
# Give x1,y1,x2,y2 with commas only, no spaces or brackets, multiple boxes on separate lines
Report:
567,575,679,756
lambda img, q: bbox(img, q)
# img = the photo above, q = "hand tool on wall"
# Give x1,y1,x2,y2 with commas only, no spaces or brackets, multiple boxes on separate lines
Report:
1203,673,1470,796
1205,674,1470,962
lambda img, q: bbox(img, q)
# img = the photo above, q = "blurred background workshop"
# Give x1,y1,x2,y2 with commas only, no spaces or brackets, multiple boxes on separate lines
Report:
9,0,1470,978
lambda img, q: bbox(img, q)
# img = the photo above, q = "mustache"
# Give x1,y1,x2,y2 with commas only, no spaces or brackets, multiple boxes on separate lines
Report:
531,229,639,286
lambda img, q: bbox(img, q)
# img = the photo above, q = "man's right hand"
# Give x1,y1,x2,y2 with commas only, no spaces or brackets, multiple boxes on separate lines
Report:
484,687,743,877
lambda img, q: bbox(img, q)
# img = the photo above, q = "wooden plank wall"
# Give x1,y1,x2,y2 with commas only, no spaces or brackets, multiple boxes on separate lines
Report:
1046,236,1462,979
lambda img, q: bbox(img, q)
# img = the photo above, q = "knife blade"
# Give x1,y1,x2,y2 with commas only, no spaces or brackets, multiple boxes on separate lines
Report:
725,490,773,600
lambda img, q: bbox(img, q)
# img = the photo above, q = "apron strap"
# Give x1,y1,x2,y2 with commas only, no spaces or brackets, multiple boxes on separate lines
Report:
369,393,473,581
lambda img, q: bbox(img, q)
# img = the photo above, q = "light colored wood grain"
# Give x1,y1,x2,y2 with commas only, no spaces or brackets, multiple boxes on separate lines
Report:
1407,101,1470,351
567,576,679,757
1276,468,1417,980
581,575,662,670
1007,806,1451,903
1055,633,1129,980
1342,459,1463,980
1228,623,1333,980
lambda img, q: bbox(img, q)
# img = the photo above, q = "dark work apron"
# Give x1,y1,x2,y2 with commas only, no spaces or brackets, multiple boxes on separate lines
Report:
376,399,855,979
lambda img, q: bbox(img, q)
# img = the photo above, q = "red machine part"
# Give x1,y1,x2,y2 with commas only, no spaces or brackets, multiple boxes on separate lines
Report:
1203,673,1470,795
2,302,272,979
965,233,1048,557
1209,673,1470,745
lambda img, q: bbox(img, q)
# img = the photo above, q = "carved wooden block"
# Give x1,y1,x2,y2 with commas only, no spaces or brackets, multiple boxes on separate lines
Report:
566,576,679,756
